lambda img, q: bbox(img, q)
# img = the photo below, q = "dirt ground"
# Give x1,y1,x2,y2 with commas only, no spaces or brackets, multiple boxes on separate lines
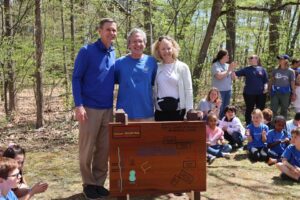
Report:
1,89,300,200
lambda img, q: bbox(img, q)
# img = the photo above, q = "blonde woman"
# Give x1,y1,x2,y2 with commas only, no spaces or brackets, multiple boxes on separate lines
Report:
152,36,193,121
197,87,222,119
269,55,295,118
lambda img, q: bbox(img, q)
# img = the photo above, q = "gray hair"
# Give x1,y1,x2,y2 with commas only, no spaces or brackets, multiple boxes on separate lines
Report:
127,28,147,47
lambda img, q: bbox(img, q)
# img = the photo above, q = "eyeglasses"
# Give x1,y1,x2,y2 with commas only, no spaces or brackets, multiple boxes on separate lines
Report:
8,172,21,178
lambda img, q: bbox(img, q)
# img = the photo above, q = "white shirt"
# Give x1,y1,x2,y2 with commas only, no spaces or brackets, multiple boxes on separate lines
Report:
156,63,179,99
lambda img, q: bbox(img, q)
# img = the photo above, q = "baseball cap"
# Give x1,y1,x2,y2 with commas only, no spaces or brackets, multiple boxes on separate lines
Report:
277,54,290,60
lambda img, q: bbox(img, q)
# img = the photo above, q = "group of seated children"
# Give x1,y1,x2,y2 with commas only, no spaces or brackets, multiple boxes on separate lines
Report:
205,105,300,183
0,144,48,200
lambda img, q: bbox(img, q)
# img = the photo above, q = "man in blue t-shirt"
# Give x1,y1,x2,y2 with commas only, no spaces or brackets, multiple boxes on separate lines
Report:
72,18,117,199
115,28,157,120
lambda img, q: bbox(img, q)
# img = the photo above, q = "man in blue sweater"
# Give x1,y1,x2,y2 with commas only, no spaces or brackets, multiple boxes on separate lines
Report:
72,18,117,199
115,28,157,121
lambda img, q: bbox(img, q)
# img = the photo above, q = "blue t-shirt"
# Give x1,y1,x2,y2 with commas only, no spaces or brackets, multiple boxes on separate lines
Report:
235,66,268,95
267,129,291,155
0,190,18,200
247,123,269,149
282,145,300,167
72,39,115,109
115,54,158,119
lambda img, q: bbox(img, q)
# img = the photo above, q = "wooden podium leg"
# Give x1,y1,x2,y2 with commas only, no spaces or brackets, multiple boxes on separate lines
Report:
191,191,201,200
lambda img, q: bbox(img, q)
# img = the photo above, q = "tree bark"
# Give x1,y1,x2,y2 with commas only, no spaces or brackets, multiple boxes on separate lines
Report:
143,0,153,54
268,0,282,66
226,0,236,62
35,0,44,128
60,0,70,108
4,0,16,113
289,9,300,57
70,0,75,67
192,0,224,92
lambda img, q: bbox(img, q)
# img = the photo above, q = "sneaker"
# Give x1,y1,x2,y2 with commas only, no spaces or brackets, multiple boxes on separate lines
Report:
208,155,216,165
96,185,110,197
223,153,231,159
83,185,102,200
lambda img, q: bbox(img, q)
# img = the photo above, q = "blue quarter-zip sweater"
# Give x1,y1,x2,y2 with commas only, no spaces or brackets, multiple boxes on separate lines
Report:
72,39,115,109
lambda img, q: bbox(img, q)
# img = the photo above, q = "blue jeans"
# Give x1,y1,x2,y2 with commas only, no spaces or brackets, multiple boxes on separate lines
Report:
207,144,232,158
220,90,232,118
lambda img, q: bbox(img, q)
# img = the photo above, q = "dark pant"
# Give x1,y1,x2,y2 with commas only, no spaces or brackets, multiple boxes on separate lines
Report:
248,147,268,162
224,131,244,148
155,109,186,121
243,93,266,125
267,149,282,162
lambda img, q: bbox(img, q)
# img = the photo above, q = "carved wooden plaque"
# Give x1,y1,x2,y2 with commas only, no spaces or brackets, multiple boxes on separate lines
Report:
109,121,206,197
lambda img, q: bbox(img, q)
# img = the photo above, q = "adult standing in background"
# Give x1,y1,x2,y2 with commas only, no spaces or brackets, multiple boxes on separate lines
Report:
269,55,295,118
151,36,193,121
72,18,117,199
233,55,268,125
291,58,300,77
211,49,237,118
115,28,157,121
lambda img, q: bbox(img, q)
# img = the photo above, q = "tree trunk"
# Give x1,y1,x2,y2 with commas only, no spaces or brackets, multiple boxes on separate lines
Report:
60,0,70,108
192,0,224,92
35,0,44,128
4,0,16,113
70,0,75,67
286,4,298,54
289,10,300,57
226,0,236,62
143,0,153,54
268,0,282,66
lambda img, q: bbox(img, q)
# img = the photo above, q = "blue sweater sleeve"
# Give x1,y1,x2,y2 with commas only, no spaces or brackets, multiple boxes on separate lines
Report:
235,67,246,77
72,47,88,107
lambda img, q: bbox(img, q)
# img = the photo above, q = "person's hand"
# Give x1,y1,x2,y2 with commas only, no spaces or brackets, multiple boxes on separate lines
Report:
281,138,290,144
206,141,211,146
75,106,88,123
291,93,296,102
222,126,228,132
215,99,222,108
229,61,238,72
231,71,237,80
30,182,48,195
262,130,267,137
197,111,203,119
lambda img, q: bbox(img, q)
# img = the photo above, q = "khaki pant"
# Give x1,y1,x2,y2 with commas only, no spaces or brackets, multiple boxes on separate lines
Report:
79,107,112,186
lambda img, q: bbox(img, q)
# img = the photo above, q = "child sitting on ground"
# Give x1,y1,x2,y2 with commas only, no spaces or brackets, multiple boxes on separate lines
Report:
0,157,19,200
246,109,269,162
267,116,291,165
276,128,300,182
3,144,48,199
219,105,245,150
262,108,274,130
286,112,300,135
206,113,232,159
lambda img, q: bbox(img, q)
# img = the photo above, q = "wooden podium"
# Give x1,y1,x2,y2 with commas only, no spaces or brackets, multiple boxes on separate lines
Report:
109,117,206,199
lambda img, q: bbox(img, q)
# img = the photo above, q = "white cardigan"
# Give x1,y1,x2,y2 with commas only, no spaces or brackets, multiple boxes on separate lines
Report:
153,60,193,111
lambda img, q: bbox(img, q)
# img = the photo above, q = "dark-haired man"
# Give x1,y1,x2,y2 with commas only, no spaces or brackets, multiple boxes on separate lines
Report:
72,18,117,199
